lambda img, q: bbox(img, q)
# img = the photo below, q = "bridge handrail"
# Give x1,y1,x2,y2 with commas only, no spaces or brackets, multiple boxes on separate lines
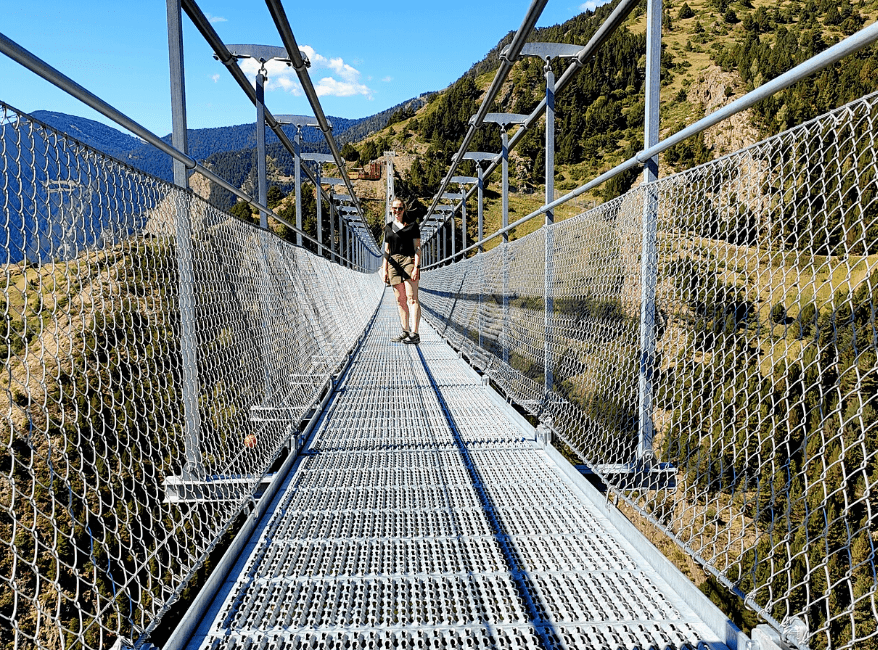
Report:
422,0,640,234
1,96,384,649
0,31,375,271
424,19,878,268
419,84,878,650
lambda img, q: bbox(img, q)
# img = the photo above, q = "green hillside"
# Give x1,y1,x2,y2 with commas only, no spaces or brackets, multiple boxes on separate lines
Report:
342,0,878,248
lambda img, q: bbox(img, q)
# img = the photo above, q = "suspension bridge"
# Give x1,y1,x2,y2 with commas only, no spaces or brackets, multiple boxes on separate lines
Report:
2,2,877,650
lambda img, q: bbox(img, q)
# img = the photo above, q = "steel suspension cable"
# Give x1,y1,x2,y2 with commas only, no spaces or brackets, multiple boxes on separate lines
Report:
264,0,377,250
422,0,640,248
0,31,368,269
422,0,548,223
182,0,377,254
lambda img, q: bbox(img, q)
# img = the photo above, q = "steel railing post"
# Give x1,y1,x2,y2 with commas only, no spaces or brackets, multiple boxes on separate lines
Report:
254,70,275,414
316,164,323,255
294,125,303,246
477,164,484,253
167,0,203,481
638,0,662,464
329,201,336,262
501,125,510,365
339,208,344,265
450,213,456,262
478,250,483,351
341,219,346,267
256,72,268,229
460,196,467,260
544,60,555,398
385,151,395,218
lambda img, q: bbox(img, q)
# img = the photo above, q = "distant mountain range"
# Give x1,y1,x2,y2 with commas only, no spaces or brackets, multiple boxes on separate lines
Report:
30,94,429,184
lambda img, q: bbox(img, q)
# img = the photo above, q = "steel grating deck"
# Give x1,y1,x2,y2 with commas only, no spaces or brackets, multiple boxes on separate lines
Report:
186,292,730,650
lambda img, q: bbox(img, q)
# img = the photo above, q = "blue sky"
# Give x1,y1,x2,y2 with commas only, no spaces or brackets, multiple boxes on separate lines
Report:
1,1,609,138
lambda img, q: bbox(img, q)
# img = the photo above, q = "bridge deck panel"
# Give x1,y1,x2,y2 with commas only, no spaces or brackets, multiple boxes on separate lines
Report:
186,292,728,650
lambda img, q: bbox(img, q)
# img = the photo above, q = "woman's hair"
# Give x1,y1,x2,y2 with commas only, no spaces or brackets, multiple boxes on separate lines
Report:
393,198,415,225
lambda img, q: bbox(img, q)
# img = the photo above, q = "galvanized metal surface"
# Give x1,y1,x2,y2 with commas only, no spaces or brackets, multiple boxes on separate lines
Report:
0,99,383,649
186,293,727,650
419,90,878,650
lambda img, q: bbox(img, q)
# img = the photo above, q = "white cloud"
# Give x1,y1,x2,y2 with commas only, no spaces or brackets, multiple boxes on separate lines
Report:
579,0,609,11
314,76,374,100
206,13,227,23
382,76,393,83
237,45,374,99
211,73,221,83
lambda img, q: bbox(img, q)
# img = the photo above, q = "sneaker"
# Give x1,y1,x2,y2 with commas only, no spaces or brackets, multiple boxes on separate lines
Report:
391,331,410,342
403,332,420,345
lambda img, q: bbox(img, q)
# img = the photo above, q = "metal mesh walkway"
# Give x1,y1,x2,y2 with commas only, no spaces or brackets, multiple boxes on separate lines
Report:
185,291,731,650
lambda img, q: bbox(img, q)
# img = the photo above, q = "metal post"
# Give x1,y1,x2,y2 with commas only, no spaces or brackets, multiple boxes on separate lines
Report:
167,1,188,192
638,0,662,464
478,251,483,351
340,219,345,267
315,164,323,255
450,213,456,262
460,196,467,260
385,151,395,220
329,201,336,262
338,208,344,265
294,125,303,246
544,59,555,397
167,0,203,481
477,164,484,253
501,127,510,243
501,126,510,365
256,71,268,230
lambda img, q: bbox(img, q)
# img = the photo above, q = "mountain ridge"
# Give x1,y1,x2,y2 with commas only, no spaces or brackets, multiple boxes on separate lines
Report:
28,93,429,183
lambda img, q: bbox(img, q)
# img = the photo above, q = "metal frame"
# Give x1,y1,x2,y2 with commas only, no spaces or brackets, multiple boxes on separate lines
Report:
163,303,384,650
414,7,878,648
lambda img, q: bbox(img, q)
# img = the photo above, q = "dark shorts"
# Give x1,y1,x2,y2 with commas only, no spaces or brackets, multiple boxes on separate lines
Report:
387,254,415,286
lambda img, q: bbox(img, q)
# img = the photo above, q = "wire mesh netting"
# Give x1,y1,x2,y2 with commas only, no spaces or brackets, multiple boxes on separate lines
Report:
1,102,383,649
420,91,878,650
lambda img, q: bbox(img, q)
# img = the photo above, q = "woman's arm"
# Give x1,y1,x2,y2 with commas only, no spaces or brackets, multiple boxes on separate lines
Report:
381,242,389,280
412,238,421,281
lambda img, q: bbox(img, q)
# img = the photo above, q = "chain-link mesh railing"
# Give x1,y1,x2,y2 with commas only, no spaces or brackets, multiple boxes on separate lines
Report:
420,91,878,650
1,102,382,649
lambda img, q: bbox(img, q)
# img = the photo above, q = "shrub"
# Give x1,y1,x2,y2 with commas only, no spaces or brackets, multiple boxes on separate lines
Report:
229,200,254,222
340,142,360,162
797,303,818,338
770,302,787,324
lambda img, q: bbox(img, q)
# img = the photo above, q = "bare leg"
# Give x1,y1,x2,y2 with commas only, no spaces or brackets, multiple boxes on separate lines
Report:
392,282,409,332
404,278,421,334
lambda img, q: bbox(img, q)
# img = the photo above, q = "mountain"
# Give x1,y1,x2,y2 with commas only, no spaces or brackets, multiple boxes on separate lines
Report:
359,0,878,231
30,110,148,160
29,94,429,186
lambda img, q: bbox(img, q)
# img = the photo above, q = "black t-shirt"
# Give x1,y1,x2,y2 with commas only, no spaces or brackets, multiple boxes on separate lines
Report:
384,221,421,257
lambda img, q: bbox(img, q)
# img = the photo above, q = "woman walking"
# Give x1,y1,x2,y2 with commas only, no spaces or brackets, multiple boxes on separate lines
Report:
380,198,421,344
